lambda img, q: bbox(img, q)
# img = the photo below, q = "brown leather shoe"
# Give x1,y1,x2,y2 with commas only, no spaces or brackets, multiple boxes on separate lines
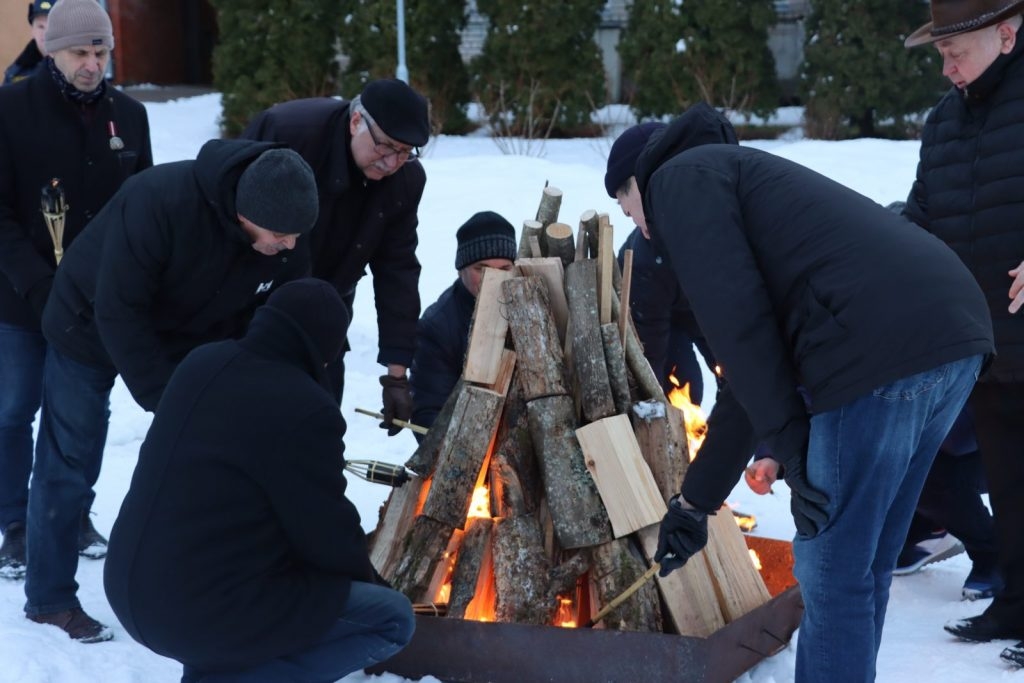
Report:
27,607,113,643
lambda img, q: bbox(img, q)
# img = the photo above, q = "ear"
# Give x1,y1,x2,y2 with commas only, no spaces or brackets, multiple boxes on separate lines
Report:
349,109,362,136
998,21,1018,54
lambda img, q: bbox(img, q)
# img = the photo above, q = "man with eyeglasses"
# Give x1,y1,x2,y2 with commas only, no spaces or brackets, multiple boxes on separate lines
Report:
242,79,431,436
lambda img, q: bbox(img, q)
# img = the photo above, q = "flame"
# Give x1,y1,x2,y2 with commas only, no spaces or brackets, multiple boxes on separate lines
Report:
666,375,708,459
749,549,762,571
467,484,491,519
732,510,757,533
553,595,576,628
463,539,497,622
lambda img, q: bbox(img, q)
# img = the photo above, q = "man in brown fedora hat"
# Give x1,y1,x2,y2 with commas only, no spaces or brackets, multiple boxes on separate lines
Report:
901,0,1024,669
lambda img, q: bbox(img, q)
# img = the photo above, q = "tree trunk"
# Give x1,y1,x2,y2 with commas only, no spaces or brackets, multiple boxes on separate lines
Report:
565,260,616,422
502,276,569,401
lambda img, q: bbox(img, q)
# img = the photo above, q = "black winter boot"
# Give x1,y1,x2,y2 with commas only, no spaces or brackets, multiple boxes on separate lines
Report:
0,521,26,579
78,512,108,559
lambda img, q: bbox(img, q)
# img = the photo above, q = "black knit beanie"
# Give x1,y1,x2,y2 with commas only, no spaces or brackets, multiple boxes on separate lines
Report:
360,79,430,147
455,211,517,270
265,279,349,365
604,122,666,198
236,148,319,235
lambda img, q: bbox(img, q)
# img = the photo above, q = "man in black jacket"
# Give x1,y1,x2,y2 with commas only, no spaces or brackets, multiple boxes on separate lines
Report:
609,105,994,682
242,79,430,436
105,278,414,682
2,0,51,85
409,211,517,431
0,0,151,580
902,2,1024,666
25,140,318,643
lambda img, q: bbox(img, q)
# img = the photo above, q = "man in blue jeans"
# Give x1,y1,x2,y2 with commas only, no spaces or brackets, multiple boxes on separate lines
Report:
608,104,994,682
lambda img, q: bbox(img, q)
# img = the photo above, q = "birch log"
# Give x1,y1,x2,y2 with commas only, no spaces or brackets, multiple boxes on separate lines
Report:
565,260,616,422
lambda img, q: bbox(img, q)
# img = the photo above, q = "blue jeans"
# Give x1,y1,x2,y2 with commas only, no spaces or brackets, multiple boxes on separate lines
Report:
792,354,982,683
180,582,415,683
0,323,45,530
24,347,114,615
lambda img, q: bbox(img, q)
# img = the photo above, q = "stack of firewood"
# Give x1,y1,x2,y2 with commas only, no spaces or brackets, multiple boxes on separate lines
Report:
369,186,770,636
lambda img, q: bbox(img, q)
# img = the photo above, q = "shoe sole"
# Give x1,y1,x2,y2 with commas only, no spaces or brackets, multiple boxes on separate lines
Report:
0,564,26,580
893,540,965,576
79,545,107,560
962,586,996,601
1001,648,1024,668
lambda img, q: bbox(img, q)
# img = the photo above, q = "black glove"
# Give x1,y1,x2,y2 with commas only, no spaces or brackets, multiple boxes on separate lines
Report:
26,276,53,323
783,453,829,538
654,496,709,578
379,374,413,437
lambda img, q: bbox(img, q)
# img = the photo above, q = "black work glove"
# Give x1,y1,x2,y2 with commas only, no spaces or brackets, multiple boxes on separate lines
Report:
775,418,829,538
379,374,413,437
654,496,709,578
26,276,53,323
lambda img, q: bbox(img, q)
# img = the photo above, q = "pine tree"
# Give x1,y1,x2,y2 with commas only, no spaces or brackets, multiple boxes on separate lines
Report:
211,0,344,136
338,0,473,134
470,0,607,138
618,0,778,120
802,0,946,139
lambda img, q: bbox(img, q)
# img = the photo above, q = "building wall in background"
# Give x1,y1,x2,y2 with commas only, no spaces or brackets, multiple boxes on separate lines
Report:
0,4,31,77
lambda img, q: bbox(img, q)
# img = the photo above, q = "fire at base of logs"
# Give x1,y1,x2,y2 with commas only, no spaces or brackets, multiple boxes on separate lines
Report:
368,187,791,680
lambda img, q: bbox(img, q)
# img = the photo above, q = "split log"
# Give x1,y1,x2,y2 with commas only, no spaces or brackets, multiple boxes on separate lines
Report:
576,414,665,538
611,295,664,401
420,385,505,529
527,395,613,549
535,185,563,229
463,268,514,385
600,323,632,415
544,222,575,268
597,214,614,325
489,370,542,517
528,234,542,258
492,514,555,625
502,276,569,401
405,379,462,477
591,538,662,632
619,248,633,344
703,509,772,622
447,517,495,619
390,515,457,603
518,219,543,259
630,399,689,503
370,476,425,578
548,552,590,600
514,258,568,344
580,209,599,259
636,525,725,637
481,348,517,397
565,260,616,422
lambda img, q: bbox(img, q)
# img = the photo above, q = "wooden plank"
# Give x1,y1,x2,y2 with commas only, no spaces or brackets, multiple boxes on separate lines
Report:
463,268,514,385
515,257,568,344
576,414,665,538
619,248,633,344
369,476,426,578
481,348,517,397
597,215,613,324
703,508,772,622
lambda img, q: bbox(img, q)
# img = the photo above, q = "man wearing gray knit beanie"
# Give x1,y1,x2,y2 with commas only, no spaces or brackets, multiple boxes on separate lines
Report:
44,0,115,94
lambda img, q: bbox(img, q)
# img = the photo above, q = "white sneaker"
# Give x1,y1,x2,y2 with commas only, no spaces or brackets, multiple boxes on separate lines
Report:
892,534,965,576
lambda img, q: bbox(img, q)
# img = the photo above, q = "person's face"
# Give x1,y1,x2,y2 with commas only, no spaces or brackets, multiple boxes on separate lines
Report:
616,177,649,239
52,45,109,92
238,215,300,256
31,15,48,55
349,109,418,181
935,22,1016,90
459,258,515,298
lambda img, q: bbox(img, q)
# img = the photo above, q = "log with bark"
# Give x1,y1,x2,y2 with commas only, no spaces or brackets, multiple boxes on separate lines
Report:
518,219,544,259
565,260,616,422
544,221,575,268
535,185,563,229
502,276,569,401
600,323,632,415
630,399,689,504
388,515,457,602
590,537,662,632
447,517,495,619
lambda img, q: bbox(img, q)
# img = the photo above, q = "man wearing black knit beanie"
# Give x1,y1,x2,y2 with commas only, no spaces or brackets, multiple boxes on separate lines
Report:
409,211,517,432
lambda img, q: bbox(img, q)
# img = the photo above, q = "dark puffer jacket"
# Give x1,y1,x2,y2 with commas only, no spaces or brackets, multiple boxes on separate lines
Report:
104,302,373,672
43,139,308,411
904,38,1024,383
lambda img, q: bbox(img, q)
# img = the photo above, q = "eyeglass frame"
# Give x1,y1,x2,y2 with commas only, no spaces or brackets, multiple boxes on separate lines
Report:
356,106,420,162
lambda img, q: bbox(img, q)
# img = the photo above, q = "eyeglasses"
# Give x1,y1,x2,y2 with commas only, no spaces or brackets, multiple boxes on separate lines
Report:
361,111,420,162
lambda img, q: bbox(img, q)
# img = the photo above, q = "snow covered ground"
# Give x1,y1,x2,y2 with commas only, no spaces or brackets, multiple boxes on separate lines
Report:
0,93,1018,682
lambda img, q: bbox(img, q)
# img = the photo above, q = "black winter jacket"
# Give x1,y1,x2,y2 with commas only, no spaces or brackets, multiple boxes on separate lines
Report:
43,139,308,411
2,41,44,85
409,278,475,429
636,121,994,511
904,38,1024,383
104,303,373,671
242,98,424,367
0,68,151,328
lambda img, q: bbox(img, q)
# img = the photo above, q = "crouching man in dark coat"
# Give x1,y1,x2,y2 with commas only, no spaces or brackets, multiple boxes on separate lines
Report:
609,104,995,683
104,278,414,682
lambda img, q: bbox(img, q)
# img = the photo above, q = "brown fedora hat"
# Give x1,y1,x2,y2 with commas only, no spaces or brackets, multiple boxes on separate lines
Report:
906,0,1024,47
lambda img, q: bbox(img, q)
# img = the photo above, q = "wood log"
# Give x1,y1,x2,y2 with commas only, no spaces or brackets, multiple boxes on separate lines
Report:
630,399,689,503
703,508,772,622
492,514,555,625
544,222,575,268
576,414,665,538
502,276,569,401
535,185,563,228
527,395,613,549
447,517,495,619
420,385,505,529
574,224,587,262
528,234,542,258
565,260,616,422
611,294,665,401
463,268,514,385
548,552,590,601
591,538,662,632
514,258,568,344
619,248,633,343
580,209,599,259
370,476,425,578
597,215,614,325
405,379,462,477
390,515,457,603
636,524,725,637
518,219,543,259
481,348,516,397
489,369,542,517
600,323,632,415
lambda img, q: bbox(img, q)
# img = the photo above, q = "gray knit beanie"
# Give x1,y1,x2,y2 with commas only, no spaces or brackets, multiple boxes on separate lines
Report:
44,0,114,53
236,148,319,235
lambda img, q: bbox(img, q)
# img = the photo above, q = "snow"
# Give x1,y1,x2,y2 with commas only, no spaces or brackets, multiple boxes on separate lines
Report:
0,94,1015,683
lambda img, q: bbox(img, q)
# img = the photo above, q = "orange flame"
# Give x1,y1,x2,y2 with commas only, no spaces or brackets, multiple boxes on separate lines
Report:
467,484,491,519
749,549,762,571
666,376,708,460
553,595,576,628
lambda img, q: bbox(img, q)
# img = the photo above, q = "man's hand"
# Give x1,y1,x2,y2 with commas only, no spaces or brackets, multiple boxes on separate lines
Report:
379,374,413,437
654,496,709,577
1009,261,1024,314
782,454,829,538
744,457,779,495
